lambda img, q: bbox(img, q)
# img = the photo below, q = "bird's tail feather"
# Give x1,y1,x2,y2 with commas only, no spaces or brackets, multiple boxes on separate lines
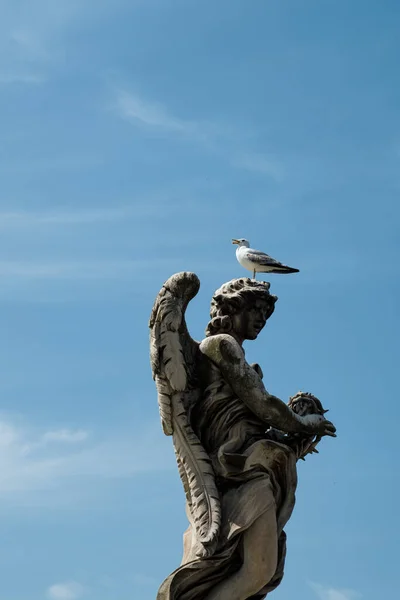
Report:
263,265,299,274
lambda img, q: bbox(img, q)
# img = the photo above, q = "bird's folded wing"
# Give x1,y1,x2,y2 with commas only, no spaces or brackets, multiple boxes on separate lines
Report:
246,250,282,266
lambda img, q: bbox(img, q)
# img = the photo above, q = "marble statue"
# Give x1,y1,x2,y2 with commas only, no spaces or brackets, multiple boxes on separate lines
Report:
149,272,336,600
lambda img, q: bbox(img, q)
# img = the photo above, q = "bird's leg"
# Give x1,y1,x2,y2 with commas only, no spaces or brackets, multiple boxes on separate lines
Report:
253,269,256,280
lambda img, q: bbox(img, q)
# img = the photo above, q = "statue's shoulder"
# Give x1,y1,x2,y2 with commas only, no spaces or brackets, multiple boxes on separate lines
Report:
199,334,243,366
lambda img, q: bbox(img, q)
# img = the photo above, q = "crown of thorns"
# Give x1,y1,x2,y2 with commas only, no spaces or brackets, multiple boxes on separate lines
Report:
288,391,329,415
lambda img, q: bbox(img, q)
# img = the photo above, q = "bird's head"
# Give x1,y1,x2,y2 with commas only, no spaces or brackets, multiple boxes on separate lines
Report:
232,238,250,248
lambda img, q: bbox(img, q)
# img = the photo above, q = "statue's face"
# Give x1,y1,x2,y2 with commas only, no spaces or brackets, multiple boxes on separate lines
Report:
232,298,271,341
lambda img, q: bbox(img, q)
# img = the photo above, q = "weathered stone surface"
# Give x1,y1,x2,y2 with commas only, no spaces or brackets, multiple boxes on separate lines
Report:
149,273,336,600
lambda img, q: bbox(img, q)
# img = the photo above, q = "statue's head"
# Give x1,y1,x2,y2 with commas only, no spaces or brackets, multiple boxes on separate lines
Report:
205,278,277,341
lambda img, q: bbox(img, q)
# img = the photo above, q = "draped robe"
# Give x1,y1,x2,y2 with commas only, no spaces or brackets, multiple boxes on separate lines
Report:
157,356,299,600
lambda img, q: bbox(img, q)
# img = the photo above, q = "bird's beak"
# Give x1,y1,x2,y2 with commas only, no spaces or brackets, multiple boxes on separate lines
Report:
232,239,240,245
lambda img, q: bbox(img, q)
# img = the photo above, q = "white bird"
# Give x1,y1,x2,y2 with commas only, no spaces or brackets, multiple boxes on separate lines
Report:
232,238,299,279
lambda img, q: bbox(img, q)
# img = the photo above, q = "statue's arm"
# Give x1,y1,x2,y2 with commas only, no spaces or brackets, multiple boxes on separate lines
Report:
200,335,336,437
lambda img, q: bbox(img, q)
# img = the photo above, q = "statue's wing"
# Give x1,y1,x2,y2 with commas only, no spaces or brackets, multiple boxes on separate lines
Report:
149,272,221,557
149,271,200,434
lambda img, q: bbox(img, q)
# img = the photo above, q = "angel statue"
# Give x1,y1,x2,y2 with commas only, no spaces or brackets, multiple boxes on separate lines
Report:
149,272,336,600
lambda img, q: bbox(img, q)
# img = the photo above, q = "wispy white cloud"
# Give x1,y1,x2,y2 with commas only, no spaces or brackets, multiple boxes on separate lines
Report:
0,73,45,84
10,27,50,62
0,208,132,227
41,429,89,444
0,206,171,227
310,582,362,600
0,255,226,286
1,1,133,83
0,415,172,504
0,202,207,286
21,428,89,455
234,153,285,181
115,89,193,134
0,155,104,174
0,260,155,280
47,581,85,600
114,88,218,148
114,88,284,179
0,4,67,82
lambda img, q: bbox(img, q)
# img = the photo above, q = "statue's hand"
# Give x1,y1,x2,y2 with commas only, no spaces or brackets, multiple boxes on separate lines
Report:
300,413,336,438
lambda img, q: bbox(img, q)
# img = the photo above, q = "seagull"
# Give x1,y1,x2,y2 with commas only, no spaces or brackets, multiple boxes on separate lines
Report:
232,238,299,279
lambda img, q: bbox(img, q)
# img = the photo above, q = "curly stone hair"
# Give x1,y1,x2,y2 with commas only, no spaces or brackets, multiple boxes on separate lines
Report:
205,277,278,337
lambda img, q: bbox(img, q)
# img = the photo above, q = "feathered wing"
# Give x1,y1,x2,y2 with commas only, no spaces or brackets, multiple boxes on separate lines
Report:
246,250,276,265
246,250,299,273
149,272,221,557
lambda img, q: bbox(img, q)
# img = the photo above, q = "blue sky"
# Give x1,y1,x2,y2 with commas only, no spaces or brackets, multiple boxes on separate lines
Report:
0,1,399,599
